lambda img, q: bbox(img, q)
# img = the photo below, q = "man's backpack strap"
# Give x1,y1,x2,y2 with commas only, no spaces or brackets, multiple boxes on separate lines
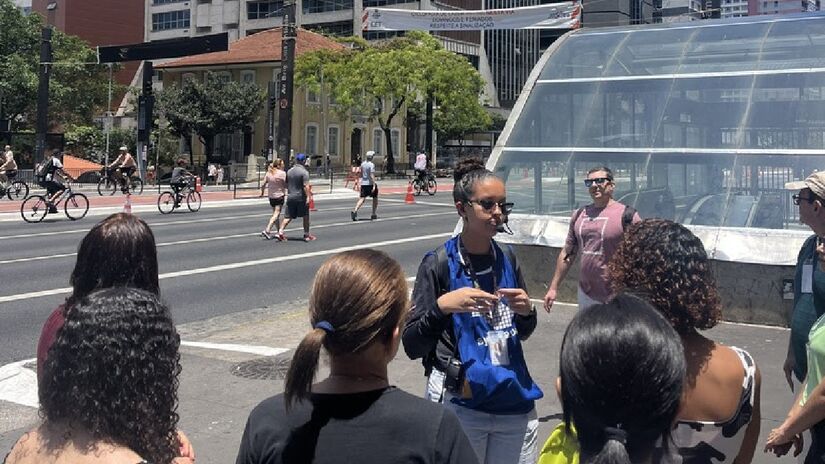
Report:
621,205,637,231
564,207,586,261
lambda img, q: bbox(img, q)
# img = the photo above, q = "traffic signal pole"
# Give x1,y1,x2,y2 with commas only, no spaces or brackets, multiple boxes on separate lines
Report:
35,27,52,160
276,0,296,163
137,61,154,178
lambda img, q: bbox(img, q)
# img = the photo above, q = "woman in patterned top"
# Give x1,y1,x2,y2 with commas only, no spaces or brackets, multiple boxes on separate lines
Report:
608,219,762,464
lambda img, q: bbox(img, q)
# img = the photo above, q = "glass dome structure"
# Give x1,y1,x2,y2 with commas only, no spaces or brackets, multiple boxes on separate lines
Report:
491,12,825,265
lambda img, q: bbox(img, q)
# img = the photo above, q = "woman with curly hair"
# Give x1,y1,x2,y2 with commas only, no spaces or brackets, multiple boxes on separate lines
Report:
6,287,191,464
36,212,160,378
607,219,761,464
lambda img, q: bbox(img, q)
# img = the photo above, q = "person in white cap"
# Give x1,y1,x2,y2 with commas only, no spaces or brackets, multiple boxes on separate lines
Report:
768,171,825,462
107,146,137,193
351,150,378,221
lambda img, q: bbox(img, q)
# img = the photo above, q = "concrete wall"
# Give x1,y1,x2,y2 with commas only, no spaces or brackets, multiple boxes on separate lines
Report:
511,244,795,327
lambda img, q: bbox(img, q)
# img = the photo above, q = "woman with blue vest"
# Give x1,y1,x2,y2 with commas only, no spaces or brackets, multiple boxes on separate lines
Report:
403,158,543,464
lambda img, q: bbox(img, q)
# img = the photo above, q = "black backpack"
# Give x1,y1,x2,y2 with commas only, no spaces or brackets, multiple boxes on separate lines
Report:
34,158,53,184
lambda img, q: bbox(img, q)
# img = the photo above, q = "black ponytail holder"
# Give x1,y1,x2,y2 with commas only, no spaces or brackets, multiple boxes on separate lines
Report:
604,426,627,445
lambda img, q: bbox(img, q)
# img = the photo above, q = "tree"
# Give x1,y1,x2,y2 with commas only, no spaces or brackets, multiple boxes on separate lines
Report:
0,0,116,129
156,72,265,166
296,32,489,173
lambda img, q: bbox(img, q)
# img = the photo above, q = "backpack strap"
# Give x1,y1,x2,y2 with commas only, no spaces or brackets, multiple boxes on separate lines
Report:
564,207,586,260
621,205,637,231
435,244,450,293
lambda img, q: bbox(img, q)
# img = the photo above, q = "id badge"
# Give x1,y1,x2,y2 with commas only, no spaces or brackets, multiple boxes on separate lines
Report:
803,262,813,294
485,330,510,366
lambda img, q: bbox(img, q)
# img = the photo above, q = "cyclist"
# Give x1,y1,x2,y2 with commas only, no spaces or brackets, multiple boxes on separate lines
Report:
38,150,75,213
413,151,429,184
0,145,18,185
107,146,138,193
170,158,194,205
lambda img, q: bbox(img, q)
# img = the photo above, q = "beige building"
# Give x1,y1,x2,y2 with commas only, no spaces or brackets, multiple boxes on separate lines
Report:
157,27,407,170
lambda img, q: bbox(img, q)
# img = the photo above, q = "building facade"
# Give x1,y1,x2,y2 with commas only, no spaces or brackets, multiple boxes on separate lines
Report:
157,28,408,169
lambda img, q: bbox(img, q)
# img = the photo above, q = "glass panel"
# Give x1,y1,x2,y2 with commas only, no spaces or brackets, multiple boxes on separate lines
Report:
539,33,627,80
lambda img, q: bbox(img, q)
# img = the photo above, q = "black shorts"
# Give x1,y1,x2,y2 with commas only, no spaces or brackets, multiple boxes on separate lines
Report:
121,166,136,177
269,197,284,208
285,198,308,219
4,170,17,179
45,180,64,195
360,184,378,198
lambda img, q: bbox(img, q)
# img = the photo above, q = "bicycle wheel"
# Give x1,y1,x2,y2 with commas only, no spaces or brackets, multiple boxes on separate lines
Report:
426,177,437,196
97,178,116,196
7,181,29,200
64,193,89,220
158,192,176,214
186,191,202,212
130,177,144,195
21,195,48,223
412,179,422,196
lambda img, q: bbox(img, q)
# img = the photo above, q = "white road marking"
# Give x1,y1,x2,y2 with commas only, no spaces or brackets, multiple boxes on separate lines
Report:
0,358,38,408
0,232,453,303
180,341,289,357
0,210,455,265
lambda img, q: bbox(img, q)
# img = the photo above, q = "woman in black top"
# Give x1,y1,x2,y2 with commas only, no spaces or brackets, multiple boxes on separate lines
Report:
236,249,478,464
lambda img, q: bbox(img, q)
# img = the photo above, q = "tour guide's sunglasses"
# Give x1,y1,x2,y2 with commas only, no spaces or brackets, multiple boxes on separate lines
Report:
584,177,612,187
467,199,514,215
793,194,817,206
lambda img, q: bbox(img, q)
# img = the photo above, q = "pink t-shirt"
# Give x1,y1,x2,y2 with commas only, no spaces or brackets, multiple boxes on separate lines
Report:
264,170,286,199
564,201,640,303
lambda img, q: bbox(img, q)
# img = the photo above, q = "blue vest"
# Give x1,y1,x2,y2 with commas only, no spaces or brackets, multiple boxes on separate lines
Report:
444,236,543,414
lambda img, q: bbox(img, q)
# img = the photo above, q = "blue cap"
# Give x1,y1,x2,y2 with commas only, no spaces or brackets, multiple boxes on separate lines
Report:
296,153,307,163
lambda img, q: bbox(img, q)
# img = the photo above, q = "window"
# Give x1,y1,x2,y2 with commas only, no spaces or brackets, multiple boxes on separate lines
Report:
390,129,400,159
152,10,190,31
302,0,353,14
225,23,239,29
303,21,353,36
240,70,256,83
328,91,337,105
213,72,231,83
373,97,384,114
373,128,383,154
196,26,212,33
247,1,284,19
307,89,319,104
327,126,339,156
363,0,416,6
306,124,319,155
363,30,405,41
182,72,196,83
153,0,187,4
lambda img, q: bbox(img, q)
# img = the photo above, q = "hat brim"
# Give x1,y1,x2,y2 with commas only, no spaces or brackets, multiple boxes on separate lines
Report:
785,180,809,190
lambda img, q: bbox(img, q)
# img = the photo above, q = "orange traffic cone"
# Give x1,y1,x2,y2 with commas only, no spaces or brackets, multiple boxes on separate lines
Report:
123,193,132,214
405,183,415,204
308,186,317,211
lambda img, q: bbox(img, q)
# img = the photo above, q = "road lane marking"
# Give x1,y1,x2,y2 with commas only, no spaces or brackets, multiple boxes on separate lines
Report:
180,341,289,357
0,211,456,265
0,232,454,303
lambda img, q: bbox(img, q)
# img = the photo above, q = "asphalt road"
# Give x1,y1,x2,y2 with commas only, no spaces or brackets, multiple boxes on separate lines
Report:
0,194,458,365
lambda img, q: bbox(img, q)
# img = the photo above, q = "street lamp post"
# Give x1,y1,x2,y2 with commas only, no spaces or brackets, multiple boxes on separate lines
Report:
35,2,57,160
276,0,296,163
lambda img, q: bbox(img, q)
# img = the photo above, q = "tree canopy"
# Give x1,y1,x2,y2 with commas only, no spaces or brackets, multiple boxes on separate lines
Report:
156,72,265,165
295,31,491,173
0,0,114,129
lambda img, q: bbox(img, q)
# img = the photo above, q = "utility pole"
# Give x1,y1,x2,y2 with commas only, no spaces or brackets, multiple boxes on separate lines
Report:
35,26,53,160
137,61,154,178
276,0,297,163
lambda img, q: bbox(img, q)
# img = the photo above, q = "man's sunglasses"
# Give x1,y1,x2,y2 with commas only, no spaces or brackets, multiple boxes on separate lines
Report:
793,194,817,205
467,199,514,215
584,177,612,187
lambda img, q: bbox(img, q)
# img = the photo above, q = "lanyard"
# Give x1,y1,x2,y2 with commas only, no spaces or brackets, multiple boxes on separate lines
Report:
457,237,497,292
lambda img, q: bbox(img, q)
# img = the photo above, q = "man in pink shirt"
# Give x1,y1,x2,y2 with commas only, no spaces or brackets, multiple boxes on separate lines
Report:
543,166,640,311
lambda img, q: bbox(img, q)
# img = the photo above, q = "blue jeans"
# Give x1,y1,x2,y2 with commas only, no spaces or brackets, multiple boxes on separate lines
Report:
426,369,538,464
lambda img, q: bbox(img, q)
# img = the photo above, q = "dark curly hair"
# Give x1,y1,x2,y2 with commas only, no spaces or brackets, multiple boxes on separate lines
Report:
607,219,721,334
40,287,181,464
68,213,159,308
452,157,501,203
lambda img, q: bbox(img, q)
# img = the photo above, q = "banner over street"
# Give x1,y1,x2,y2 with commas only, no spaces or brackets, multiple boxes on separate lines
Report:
362,2,580,31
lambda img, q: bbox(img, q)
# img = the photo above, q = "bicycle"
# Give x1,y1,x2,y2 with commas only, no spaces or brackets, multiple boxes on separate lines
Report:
98,167,144,196
157,177,201,214
411,171,438,196
0,177,29,200
21,184,89,223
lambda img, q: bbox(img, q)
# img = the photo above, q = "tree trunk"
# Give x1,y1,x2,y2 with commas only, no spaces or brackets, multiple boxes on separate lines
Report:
383,126,394,174
201,134,215,170
185,134,194,167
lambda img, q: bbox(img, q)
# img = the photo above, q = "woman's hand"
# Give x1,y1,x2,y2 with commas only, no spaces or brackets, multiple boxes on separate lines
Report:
497,288,533,316
177,430,195,460
437,287,498,315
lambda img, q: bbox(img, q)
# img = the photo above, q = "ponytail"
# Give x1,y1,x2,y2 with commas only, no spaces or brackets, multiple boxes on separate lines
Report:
587,427,631,464
283,327,326,410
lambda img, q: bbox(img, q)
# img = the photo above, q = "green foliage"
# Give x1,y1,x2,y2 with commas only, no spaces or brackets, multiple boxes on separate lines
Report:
295,31,489,173
63,124,136,164
0,0,118,128
156,72,265,165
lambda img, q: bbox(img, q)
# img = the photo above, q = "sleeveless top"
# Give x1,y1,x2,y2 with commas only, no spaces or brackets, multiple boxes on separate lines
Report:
656,346,756,464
